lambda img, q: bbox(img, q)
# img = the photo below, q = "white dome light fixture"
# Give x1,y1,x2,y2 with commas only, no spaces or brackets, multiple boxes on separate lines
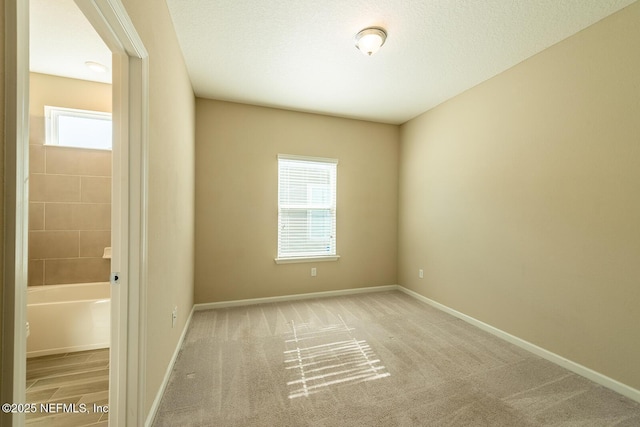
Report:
85,61,109,73
354,27,387,56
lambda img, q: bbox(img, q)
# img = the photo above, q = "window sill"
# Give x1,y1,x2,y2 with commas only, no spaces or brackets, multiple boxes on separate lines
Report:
274,255,340,264
44,144,112,152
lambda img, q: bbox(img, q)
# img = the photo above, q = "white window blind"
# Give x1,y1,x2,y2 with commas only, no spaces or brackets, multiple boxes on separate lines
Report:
277,155,338,261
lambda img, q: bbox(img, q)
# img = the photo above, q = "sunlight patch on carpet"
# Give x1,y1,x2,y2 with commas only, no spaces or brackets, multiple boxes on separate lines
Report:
284,315,390,399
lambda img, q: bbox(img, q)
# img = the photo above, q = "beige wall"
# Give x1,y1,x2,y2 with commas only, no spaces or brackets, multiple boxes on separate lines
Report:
195,100,398,303
28,73,111,286
399,2,640,391
121,0,196,415
29,72,111,115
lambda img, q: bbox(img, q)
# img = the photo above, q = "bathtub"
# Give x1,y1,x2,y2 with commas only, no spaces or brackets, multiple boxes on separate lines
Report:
27,282,110,358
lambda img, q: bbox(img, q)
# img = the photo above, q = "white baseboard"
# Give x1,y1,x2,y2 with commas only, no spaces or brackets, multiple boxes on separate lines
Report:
145,305,196,427
397,285,640,404
194,285,399,311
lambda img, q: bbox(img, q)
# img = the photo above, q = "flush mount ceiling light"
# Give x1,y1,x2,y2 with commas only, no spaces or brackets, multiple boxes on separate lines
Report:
85,61,108,73
354,27,387,56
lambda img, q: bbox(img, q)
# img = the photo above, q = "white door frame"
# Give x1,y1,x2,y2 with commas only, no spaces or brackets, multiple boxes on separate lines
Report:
2,1,149,425
1,1,30,425
76,1,149,425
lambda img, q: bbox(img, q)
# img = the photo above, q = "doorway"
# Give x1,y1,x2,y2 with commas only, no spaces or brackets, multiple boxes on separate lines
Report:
2,0,149,425
25,2,114,424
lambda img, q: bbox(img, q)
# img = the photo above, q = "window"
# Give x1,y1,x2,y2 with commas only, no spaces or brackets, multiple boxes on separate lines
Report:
276,154,339,263
45,106,112,150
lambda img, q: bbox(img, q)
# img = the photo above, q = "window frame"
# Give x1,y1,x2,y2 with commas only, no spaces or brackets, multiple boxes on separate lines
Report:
45,105,112,150
275,154,340,264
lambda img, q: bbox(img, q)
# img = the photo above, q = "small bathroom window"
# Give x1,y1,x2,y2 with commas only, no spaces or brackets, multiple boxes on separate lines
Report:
45,106,112,150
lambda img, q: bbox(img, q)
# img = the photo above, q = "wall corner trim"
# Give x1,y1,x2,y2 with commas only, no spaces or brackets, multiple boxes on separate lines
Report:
397,286,640,404
144,305,196,427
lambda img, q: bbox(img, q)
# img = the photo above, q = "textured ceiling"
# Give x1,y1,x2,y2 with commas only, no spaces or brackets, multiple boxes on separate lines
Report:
29,1,636,124
166,0,636,124
30,0,112,84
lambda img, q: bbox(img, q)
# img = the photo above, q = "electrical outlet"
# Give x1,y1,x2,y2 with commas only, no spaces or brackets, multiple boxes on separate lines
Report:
311,267,317,277
419,269,424,279
172,306,178,328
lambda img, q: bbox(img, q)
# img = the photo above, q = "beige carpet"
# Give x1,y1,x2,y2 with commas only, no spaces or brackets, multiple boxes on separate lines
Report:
153,291,640,426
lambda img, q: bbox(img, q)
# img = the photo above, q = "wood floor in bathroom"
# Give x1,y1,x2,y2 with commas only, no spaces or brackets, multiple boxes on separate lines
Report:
26,348,109,426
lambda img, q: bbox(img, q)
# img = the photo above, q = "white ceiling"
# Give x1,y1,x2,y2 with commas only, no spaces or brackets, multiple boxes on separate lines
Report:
30,0,112,84
166,0,636,124
30,0,636,124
